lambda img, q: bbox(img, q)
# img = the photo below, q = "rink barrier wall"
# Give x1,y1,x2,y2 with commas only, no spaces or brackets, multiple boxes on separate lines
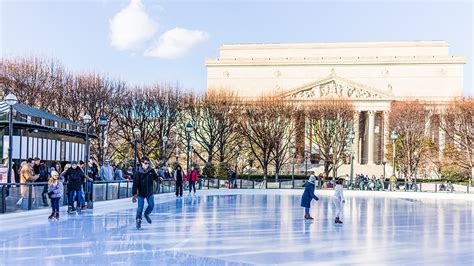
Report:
1,178,473,214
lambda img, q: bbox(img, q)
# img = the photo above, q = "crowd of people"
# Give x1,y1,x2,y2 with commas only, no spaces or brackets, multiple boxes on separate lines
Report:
11,155,201,222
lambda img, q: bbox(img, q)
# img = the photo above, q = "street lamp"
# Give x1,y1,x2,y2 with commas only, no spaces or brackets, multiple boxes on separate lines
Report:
348,129,355,189
290,144,296,188
175,134,179,163
133,128,141,172
83,114,92,206
162,135,168,166
99,115,108,166
390,130,398,184
5,93,17,184
234,146,240,174
186,122,193,173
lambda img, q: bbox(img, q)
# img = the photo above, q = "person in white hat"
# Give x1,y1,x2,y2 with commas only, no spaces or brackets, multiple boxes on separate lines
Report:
300,174,319,220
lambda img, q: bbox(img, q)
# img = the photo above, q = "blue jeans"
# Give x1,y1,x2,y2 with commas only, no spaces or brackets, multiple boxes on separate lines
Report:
68,189,83,208
136,195,154,220
305,207,310,215
51,198,60,212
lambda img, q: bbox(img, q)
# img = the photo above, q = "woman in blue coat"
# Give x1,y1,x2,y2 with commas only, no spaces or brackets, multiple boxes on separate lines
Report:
301,175,319,220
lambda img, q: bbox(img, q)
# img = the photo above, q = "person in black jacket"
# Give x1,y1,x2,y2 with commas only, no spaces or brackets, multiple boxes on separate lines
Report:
132,156,159,229
64,160,86,213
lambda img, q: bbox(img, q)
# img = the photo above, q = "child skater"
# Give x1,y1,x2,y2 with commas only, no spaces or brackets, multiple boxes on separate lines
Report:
47,171,63,220
301,175,319,220
333,178,345,224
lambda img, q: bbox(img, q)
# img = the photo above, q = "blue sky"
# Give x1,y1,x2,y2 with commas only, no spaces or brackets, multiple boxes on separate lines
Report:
1,0,473,96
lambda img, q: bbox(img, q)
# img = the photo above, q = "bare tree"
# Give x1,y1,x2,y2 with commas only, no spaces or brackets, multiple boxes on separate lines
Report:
387,101,432,182
306,99,354,179
440,98,473,179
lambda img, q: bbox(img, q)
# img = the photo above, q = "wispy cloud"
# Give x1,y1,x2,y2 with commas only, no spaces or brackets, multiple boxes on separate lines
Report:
144,28,209,59
109,0,158,51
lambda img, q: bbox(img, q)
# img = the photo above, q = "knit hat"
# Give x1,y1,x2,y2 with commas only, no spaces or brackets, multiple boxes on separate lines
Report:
71,160,78,165
308,175,316,184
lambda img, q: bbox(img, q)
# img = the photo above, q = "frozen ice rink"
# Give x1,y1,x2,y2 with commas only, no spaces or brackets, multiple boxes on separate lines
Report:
1,189,473,265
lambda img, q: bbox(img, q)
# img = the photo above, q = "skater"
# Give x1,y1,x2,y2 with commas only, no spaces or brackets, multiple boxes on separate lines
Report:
301,175,319,220
47,171,63,219
174,165,185,198
64,160,86,213
333,178,345,224
132,156,159,229
187,166,198,195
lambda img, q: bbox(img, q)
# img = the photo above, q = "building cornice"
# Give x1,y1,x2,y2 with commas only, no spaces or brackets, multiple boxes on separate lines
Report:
220,41,449,50
205,55,466,66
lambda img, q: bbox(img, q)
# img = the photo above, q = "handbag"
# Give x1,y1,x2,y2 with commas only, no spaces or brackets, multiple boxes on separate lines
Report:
48,191,54,199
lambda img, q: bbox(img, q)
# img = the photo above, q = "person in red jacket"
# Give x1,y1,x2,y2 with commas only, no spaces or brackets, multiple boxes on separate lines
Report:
187,166,199,195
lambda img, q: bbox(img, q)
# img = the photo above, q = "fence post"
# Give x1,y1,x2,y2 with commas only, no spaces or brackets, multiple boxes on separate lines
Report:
435,183,437,193
105,183,109,201
217,179,220,189
1,186,6,213
252,180,255,189
126,181,130,197
28,185,33,210
240,179,242,189
265,180,268,189
279,181,281,189
118,182,121,199
468,180,471,194
207,179,210,190
91,181,94,205
420,183,422,192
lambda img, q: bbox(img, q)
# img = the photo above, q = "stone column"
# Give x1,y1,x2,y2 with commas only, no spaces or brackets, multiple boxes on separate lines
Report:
383,111,390,162
353,111,360,164
368,111,375,164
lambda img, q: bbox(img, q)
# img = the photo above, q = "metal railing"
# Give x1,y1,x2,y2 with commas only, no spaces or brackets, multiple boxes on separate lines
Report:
1,178,472,214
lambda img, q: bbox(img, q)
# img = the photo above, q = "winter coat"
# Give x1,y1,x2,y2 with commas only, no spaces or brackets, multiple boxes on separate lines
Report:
187,170,199,182
100,165,114,181
301,181,319,208
174,170,185,183
48,181,64,199
36,165,50,182
114,168,124,180
20,164,38,198
132,166,159,198
64,167,86,191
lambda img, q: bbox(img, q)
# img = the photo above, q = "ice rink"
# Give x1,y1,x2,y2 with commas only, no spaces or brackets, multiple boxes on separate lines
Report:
1,189,473,265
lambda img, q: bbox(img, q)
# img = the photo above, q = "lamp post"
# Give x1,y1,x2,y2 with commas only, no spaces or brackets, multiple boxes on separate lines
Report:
5,93,17,184
391,130,398,189
98,115,108,166
83,114,92,206
290,144,296,188
162,135,168,166
133,128,141,172
175,134,179,163
348,130,355,189
186,122,193,173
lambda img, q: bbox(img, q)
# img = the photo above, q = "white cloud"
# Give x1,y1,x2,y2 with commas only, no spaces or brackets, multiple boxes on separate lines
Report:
144,27,209,59
109,0,158,51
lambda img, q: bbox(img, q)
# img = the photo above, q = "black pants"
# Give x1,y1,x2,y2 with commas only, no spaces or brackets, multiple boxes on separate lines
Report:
42,185,49,205
175,182,183,197
189,181,196,193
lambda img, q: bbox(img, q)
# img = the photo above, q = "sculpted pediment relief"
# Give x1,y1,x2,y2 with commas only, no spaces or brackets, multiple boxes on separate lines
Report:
281,73,393,101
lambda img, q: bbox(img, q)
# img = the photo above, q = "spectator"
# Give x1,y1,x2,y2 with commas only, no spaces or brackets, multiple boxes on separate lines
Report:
114,161,125,180
18,158,39,207
174,165,185,198
100,159,114,181
36,160,50,207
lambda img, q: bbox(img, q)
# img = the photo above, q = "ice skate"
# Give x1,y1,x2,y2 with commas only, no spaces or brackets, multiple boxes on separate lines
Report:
54,212,60,220
144,214,152,224
335,217,343,224
68,207,77,214
136,219,142,229
48,213,54,219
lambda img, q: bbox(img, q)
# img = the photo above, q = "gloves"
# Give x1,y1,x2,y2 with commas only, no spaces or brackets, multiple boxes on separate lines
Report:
315,196,319,201
132,196,137,203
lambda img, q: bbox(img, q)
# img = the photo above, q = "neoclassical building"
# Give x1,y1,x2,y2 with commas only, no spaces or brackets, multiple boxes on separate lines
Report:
205,41,466,174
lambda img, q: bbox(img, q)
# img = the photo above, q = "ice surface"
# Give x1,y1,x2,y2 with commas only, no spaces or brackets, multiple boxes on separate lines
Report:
1,190,473,265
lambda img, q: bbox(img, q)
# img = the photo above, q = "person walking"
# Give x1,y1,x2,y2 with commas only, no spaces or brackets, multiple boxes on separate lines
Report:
47,171,63,220
132,156,159,229
173,165,185,198
333,178,345,224
64,161,86,213
187,166,198,196
300,175,319,220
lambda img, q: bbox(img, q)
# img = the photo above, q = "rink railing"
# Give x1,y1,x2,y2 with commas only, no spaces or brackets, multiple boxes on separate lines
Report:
1,178,472,214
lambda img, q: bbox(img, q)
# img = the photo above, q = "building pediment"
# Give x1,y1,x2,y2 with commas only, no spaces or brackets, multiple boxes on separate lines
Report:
280,71,393,101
